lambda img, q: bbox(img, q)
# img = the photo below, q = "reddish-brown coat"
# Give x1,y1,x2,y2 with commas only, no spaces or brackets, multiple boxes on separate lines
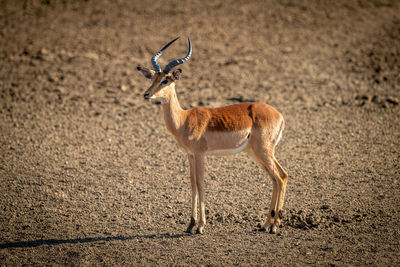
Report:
185,102,281,133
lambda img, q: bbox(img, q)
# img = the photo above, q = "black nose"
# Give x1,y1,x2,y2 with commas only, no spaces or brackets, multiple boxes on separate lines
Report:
144,93,150,99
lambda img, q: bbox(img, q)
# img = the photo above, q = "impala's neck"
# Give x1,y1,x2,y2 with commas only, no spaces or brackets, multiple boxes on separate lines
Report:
162,84,186,133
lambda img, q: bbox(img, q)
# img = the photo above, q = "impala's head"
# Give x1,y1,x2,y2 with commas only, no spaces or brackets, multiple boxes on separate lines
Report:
138,37,192,104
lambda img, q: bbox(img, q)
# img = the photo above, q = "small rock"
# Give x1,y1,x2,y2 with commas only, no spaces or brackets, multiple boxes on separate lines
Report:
119,84,128,92
295,221,307,229
282,46,293,53
333,215,341,223
355,94,372,103
353,214,362,222
385,96,399,106
341,218,352,224
371,95,381,104
84,52,99,60
215,213,224,223
306,214,319,226
321,204,331,210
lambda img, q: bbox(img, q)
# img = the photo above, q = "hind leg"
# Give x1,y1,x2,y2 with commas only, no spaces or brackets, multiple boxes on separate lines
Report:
261,167,278,232
248,137,288,233
258,156,284,233
247,144,277,232
270,158,288,233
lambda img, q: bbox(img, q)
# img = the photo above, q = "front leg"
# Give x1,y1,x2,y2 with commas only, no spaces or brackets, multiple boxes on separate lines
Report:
186,154,198,233
194,153,206,234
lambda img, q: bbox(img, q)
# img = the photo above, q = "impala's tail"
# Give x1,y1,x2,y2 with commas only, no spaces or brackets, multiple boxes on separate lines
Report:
275,119,284,146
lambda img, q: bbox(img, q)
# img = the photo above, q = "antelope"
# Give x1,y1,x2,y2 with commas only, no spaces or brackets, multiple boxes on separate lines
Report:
137,37,288,234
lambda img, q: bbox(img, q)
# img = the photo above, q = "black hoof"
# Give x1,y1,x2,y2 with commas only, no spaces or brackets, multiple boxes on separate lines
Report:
196,227,204,234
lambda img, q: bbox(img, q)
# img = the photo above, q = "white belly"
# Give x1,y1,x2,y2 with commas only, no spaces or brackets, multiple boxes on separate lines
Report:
204,129,250,156
205,137,249,155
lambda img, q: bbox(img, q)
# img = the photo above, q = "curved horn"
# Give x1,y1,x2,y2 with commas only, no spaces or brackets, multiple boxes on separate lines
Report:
151,37,180,73
163,38,192,74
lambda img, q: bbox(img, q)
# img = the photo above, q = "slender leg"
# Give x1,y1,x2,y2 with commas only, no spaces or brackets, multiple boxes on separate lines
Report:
261,168,278,232
248,136,287,234
186,154,198,233
194,153,206,234
270,158,288,233
257,158,281,233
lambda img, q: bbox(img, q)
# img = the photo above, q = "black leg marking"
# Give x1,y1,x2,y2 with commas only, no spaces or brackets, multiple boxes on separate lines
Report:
271,210,275,218
269,227,274,234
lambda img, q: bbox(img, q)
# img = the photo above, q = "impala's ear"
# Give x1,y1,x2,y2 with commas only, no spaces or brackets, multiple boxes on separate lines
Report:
171,68,182,81
137,66,155,79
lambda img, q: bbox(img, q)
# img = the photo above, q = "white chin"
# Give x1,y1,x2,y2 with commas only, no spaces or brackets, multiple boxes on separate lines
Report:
150,97,166,104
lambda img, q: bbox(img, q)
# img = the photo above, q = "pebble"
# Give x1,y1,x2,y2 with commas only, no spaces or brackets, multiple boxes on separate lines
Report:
282,46,293,53
84,52,99,60
385,96,399,105
321,204,331,210
119,84,128,92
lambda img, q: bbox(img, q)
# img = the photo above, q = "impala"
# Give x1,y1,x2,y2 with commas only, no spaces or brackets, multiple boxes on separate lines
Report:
137,37,288,234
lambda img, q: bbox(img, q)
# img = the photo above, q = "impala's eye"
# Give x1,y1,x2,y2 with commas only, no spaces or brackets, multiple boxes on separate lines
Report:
161,79,168,85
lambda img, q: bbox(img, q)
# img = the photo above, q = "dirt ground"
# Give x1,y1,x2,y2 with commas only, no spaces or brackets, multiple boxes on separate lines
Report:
0,0,399,265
